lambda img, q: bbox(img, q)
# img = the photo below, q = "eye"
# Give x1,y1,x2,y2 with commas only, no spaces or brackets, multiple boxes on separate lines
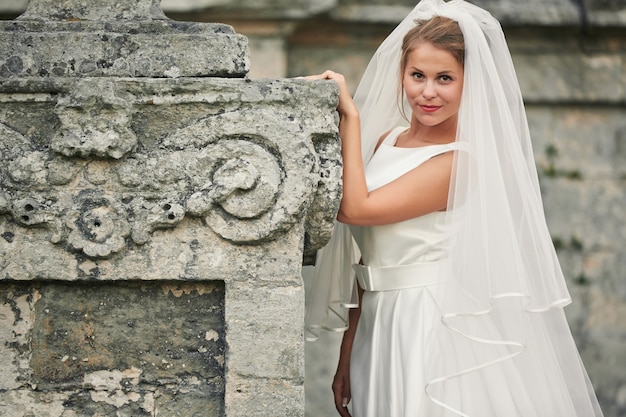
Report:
410,71,424,79
439,74,453,82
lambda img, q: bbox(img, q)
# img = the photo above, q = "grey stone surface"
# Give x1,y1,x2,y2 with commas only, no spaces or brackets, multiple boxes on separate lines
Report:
0,1,342,416
585,0,626,26
0,75,341,416
513,50,626,103
331,0,580,24
22,0,167,20
529,103,626,416
0,10,249,78
0,77,340,263
2,0,626,27
0,280,225,416
0,0,27,14
161,0,336,19
0,72,341,417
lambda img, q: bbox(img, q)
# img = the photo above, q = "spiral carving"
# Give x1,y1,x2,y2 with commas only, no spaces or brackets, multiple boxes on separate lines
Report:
188,137,286,243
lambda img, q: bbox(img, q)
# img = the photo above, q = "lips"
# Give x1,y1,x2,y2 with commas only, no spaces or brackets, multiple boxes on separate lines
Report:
419,105,441,113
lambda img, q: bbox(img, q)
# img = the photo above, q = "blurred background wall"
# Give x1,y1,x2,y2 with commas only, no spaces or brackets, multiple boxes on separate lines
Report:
2,0,625,416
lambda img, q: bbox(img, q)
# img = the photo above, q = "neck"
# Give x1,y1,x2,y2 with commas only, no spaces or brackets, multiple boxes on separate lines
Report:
406,116,457,146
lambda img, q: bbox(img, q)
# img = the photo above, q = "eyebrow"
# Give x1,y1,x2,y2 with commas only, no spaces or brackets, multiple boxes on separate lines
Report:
408,66,458,75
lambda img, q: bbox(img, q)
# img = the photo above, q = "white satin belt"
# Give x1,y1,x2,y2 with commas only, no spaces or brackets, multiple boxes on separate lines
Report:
352,260,448,292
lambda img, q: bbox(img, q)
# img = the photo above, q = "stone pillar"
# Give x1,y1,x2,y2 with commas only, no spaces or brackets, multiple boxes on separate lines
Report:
0,1,341,416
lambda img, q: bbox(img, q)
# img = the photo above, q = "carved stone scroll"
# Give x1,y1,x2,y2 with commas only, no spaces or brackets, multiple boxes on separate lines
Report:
0,79,339,259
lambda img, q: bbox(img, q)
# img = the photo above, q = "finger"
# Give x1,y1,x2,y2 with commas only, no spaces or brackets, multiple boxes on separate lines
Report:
333,385,343,409
333,385,352,416
342,383,351,415
302,73,330,81
335,401,351,417
333,382,345,413
340,402,352,417
305,70,343,81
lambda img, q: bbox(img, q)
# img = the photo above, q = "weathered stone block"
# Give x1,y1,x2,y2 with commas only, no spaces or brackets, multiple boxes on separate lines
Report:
225,376,305,417
0,23,249,78
0,77,339,271
0,280,225,416
0,0,249,79
0,74,340,415
0,2,342,416
330,0,580,24
529,106,626,181
226,284,304,380
31,281,224,386
584,0,626,26
514,52,625,103
21,0,166,21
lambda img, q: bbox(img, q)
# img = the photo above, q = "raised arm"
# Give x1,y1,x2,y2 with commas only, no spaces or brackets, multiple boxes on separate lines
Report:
307,70,454,227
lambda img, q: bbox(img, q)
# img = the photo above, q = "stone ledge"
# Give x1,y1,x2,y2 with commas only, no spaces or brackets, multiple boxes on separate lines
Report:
0,20,249,78
20,0,167,21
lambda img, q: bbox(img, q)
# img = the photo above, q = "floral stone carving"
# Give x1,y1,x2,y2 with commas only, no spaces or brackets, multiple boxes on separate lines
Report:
66,191,131,257
0,78,340,260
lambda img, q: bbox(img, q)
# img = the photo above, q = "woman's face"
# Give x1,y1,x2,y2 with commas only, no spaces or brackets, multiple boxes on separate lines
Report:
402,42,464,128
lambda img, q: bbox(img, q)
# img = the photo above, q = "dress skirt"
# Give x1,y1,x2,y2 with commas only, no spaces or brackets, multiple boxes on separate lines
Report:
348,281,598,417
350,285,441,416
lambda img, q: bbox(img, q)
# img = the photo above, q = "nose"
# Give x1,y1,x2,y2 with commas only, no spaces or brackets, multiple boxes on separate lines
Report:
422,80,436,99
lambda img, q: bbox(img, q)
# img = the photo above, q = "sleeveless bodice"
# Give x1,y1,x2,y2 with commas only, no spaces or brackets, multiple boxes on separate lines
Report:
349,127,457,268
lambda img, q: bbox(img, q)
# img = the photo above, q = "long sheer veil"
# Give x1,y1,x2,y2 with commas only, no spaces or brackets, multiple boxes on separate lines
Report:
305,0,604,415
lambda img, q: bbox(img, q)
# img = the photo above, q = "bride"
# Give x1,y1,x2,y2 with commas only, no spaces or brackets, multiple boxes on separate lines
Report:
305,1,605,416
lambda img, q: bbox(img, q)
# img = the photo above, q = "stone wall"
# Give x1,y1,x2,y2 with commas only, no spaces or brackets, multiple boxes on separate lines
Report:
513,26,626,417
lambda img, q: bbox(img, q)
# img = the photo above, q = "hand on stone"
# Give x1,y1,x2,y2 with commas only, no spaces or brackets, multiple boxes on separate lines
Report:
305,70,359,120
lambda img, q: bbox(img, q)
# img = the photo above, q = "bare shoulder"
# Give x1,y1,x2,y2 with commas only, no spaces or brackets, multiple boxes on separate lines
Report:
374,129,393,152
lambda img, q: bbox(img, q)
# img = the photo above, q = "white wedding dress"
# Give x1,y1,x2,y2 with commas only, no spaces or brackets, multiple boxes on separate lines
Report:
346,127,600,417
348,126,459,416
